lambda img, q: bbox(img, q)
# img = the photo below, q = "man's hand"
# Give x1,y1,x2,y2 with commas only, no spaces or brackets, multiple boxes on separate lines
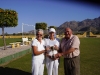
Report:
46,54,59,60
54,53,63,59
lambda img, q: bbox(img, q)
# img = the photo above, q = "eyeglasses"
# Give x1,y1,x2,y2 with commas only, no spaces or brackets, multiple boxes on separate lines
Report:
36,34,42,36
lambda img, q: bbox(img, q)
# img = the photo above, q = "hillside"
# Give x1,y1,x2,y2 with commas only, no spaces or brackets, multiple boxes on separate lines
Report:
29,16,100,35
57,16,100,34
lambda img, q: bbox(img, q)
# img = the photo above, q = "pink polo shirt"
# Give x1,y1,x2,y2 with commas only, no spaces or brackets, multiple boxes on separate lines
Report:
60,35,80,58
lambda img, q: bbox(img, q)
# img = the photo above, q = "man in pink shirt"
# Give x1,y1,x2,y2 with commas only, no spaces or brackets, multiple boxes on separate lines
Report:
55,27,80,75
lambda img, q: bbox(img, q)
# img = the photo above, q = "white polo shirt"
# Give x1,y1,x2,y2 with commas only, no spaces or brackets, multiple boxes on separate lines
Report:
31,39,45,60
45,38,59,56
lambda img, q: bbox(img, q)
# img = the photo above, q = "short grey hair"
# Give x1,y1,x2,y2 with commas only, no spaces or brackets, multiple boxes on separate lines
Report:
36,29,44,34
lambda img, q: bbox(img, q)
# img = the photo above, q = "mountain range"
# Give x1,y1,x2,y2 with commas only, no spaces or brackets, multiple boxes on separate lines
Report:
56,16,100,34
29,16,100,35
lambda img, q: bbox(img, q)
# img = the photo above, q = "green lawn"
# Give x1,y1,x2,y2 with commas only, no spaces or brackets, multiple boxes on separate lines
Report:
0,38,22,47
0,38,100,75
80,38,100,75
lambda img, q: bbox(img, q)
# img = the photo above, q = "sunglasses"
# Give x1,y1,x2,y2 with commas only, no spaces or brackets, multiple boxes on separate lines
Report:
36,34,42,36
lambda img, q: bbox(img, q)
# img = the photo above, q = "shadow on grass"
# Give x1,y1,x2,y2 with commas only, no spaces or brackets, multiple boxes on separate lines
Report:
0,67,31,75
16,41,22,42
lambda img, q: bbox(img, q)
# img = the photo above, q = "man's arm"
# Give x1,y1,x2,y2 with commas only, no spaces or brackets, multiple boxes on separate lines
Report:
55,36,80,58
55,47,76,58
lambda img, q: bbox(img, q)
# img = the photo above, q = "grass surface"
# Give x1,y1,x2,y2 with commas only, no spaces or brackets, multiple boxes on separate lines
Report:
0,38,22,47
80,38,100,75
0,38,100,75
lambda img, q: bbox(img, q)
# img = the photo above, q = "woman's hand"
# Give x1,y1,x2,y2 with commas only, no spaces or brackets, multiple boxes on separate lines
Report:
45,46,51,52
54,45,59,50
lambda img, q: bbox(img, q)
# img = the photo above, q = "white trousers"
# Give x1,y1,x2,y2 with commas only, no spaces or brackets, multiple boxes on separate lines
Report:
46,57,59,75
32,59,44,75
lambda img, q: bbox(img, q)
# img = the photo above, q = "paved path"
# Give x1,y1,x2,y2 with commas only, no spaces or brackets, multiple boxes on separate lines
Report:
0,45,31,58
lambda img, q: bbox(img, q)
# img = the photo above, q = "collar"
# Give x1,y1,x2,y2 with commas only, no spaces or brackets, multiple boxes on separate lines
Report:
64,34,73,40
70,34,73,39
48,36,56,41
35,38,43,42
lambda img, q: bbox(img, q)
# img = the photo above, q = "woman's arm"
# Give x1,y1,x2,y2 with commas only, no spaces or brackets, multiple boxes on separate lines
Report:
32,46,45,56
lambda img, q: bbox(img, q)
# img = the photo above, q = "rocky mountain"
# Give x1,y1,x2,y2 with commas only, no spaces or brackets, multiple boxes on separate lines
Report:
57,16,100,34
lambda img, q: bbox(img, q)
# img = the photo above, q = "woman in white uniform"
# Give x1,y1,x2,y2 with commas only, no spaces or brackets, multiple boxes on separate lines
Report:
31,29,46,75
45,28,59,75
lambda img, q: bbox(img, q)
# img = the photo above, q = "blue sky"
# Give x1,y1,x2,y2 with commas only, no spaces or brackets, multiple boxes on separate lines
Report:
0,0,100,34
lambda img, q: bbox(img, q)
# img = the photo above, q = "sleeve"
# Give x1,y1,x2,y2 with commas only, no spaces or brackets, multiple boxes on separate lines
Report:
58,38,64,53
56,38,60,42
44,38,48,46
71,36,80,48
55,40,60,47
31,39,37,46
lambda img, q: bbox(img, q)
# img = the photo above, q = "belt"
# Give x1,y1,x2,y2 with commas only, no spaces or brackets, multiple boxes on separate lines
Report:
64,56,78,59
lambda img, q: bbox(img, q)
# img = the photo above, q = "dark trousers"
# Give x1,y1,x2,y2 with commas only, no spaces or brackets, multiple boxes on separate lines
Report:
64,55,80,75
